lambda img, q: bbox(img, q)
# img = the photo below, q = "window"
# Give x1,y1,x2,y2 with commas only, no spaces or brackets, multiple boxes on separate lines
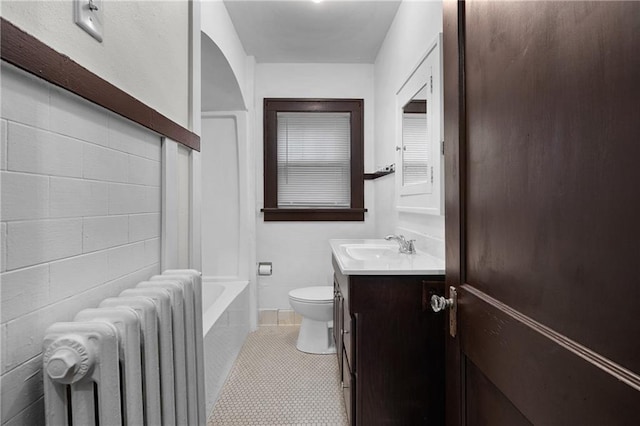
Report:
262,98,365,221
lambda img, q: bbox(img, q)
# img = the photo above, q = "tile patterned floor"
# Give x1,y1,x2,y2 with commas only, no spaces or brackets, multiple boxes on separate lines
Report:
208,326,348,426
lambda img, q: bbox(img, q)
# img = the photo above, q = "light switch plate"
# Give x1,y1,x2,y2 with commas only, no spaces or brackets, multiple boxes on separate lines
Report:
74,0,103,42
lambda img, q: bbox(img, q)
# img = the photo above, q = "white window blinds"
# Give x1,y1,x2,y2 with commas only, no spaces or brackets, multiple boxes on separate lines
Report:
402,113,430,185
277,112,351,208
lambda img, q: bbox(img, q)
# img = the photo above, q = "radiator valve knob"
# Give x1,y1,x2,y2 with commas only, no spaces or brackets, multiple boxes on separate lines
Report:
46,349,80,382
44,336,93,384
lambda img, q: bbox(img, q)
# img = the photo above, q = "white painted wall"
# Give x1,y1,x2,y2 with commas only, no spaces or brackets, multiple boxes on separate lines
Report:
255,63,377,310
373,0,444,259
1,0,190,128
201,0,251,110
0,63,162,424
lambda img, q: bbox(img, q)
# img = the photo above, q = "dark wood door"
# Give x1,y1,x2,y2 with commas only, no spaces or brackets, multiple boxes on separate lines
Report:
443,1,640,425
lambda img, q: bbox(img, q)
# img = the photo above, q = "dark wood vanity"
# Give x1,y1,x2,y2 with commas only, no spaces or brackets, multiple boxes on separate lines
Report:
332,256,445,425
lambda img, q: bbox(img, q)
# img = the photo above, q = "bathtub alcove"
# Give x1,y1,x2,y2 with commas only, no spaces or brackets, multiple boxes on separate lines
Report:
200,31,257,415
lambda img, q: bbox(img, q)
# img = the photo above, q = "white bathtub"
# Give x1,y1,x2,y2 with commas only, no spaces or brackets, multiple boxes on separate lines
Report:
202,278,250,416
202,280,249,335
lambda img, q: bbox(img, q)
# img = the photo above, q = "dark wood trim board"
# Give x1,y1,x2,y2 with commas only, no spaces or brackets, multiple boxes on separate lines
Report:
0,18,200,151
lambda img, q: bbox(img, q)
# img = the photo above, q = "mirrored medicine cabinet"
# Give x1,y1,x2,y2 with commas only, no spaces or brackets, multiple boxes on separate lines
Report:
396,33,443,216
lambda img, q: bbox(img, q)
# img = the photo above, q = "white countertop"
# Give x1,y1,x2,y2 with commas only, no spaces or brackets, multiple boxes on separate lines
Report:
330,239,445,276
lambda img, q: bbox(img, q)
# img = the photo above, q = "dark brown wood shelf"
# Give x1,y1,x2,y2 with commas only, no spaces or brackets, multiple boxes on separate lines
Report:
363,170,394,180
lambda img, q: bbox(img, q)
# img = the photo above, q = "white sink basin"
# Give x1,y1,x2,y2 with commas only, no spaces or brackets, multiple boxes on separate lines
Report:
330,239,445,275
341,244,399,260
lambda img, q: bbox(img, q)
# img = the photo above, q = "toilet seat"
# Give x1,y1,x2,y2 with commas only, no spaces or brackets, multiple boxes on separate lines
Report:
288,286,333,303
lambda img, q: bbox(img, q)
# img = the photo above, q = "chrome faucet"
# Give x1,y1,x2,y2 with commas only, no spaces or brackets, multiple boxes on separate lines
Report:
384,234,416,254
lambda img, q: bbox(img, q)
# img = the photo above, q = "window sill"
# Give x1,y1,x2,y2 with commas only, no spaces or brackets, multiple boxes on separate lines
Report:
261,208,367,222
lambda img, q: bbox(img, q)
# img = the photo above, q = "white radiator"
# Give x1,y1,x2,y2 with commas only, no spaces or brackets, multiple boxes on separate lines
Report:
42,269,205,425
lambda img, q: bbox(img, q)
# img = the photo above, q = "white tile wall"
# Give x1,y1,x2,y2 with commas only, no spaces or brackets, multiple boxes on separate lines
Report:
82,215,129,252
0,63,163,425
6,219,83,270
1,120,8,170
1,222,7,273
49,177,109,218
107,112,162,161
128,154,161,186
7,123,83,178
146,186,162,212
0,66,50,129
49,251,110,300
83,143,129,183
49,86,109,146
4,397,44,426
106,242,147,281
108,182,149,214
0,265,50,323
144,237,161,266
1,172,50,221
1,355,43,422
129,212,161,242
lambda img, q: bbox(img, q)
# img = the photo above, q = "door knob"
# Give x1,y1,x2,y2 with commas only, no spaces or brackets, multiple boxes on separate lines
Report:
430,287,458,337
431,294,453,312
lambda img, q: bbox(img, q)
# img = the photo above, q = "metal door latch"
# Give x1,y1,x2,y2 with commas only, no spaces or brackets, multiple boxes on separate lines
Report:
431,286,457,337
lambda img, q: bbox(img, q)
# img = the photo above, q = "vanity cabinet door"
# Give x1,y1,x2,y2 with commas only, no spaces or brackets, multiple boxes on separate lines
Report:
351,275,445,426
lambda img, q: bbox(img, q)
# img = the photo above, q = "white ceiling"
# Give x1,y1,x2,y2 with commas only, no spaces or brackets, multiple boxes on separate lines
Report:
223,0,402,63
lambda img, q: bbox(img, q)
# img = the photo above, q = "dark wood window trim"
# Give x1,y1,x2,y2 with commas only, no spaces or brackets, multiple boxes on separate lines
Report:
262,98,365,221
0,18,200,151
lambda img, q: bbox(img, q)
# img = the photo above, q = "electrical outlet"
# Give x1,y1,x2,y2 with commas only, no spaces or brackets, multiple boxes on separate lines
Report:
74,0,103,42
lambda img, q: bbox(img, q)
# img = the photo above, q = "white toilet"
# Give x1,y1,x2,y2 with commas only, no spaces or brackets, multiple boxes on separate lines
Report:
288,286,335,354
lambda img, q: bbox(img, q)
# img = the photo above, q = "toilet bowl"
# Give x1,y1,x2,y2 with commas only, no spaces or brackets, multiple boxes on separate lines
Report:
288,286,335,354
